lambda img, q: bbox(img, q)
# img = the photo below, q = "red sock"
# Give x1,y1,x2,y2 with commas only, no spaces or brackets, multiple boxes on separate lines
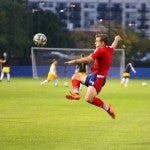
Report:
72,79,80,94
92,97,104,108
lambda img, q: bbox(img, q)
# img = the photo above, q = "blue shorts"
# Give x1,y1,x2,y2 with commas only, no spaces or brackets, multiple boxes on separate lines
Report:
85,73,106,93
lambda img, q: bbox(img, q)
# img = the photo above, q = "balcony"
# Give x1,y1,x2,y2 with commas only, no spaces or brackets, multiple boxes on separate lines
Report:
97,7,108,12
69,13,81,20
97,15,107,20
138,8,149,12
111,7,122,12
137,24,149,29
138,16,149,21
56,6,67,13
28,2,38,9
111,13,122,20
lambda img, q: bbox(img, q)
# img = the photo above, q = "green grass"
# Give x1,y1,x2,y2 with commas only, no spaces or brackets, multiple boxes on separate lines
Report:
0,78,150,150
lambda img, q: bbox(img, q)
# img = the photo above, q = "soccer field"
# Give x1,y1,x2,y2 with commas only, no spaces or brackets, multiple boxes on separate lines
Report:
0,78,149,150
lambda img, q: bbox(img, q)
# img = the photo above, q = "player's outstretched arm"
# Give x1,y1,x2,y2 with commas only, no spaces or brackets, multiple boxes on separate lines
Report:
111,35,122,49
65,56,93,65
65,60,76,65
130,63,136,73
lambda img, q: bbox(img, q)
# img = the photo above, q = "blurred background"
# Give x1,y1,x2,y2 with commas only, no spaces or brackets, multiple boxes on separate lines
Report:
0,0,150,78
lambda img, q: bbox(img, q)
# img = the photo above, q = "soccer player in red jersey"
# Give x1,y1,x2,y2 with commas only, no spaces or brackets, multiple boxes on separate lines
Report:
65,34,121,119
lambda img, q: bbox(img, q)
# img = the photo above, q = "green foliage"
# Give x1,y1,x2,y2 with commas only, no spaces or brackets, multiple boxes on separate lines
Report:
0,0,75,62
71,31,95,48
0,0,150,62
32,10,75,48
110,27,150,59
0,0,29,58
71,26,150,60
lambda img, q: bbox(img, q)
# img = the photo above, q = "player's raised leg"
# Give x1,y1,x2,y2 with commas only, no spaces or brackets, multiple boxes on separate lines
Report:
65,78,80,100
85,86,116,119
65,74,85,100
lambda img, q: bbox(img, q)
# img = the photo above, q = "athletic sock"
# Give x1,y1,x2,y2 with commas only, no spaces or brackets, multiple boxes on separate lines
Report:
121,78,125,84
92,97,108,111
7,73,10,81
54,79,59,86
125,78,129,87
72,79,80,94
0,73,4,80
40,80,48,85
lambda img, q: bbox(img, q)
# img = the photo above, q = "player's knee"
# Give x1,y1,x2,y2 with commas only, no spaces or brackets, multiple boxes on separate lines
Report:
71,74,79,80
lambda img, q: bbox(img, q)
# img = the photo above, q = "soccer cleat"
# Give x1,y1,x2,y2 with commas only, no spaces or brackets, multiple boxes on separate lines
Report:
107,105,116,119
65,92,80,100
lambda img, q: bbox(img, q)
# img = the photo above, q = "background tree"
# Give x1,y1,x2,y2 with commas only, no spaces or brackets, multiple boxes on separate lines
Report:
0,0,29,63
70,31,94,48
0,0,75,64
31,10,75,48
0,0,150,65
112,26,150,60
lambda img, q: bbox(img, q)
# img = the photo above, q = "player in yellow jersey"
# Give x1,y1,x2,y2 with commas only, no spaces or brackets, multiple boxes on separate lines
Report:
120,62,136,87
0,52,10,82
40,59,59,86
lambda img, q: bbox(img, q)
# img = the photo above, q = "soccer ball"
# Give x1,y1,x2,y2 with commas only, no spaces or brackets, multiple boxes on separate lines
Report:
142,82,147,87
33,33,47,46
64,82,68,87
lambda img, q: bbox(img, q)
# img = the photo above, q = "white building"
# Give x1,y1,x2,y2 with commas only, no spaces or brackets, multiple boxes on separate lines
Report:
28,0,150,38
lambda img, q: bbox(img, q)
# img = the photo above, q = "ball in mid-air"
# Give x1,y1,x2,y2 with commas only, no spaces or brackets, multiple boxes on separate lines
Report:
33,33,47,46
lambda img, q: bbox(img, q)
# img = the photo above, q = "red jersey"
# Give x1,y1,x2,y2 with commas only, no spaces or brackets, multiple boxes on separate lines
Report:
91,46,114,76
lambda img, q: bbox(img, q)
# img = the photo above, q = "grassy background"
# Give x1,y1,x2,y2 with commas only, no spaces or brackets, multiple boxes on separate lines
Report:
0,78,150,150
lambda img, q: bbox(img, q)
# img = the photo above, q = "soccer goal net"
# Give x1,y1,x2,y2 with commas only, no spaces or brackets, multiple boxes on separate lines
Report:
31,47,125,79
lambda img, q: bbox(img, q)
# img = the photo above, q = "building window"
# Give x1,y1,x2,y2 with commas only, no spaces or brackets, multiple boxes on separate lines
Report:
97,3,107,11
112,3,122,9
56,2,67,11
48,2,53,8
141,3,146,9
126,12,130,18
125,12,136,20
84,11,96,20
125,21,130,27
126,3,136,9
84,3,95,9
69,3,81,11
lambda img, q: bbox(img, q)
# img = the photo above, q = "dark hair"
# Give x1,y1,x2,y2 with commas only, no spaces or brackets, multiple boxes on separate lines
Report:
95,34,108,45
81,53,84,57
